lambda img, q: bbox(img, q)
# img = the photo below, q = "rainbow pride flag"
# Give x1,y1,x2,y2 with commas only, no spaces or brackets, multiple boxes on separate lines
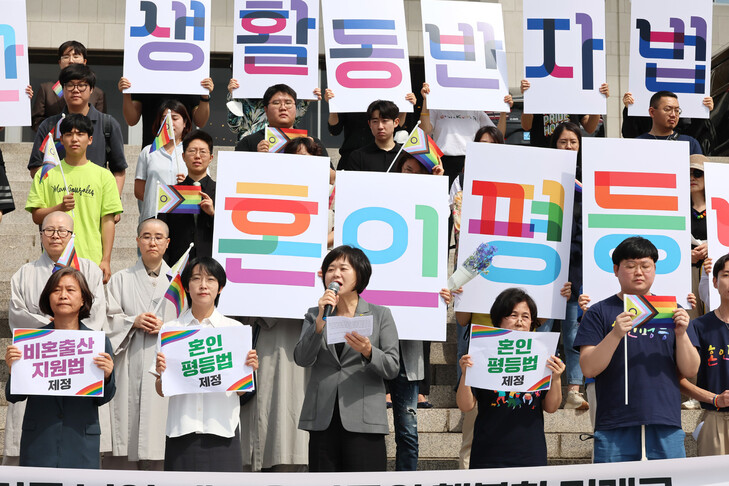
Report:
53,235,80,273
150,111,174,153
402,126,443,172
624,294,677,328
40,132,62,182
76,380,103,396
470,324,511,339
164,273,186,317
157,184,202,214
265,126,308,153
52,80,63,97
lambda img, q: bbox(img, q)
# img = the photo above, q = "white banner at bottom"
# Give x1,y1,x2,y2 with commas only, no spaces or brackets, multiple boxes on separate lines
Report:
2,456,729,485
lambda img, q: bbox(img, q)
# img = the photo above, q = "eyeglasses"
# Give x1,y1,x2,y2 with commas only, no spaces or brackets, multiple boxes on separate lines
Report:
41,228,72,238
622,262,655,273
60,55,84,62
691,169,704,178
185,148,210,156
268,100,295,108
139,235,167,242
661,107,682,115
64,83,89,93
503,313,531,324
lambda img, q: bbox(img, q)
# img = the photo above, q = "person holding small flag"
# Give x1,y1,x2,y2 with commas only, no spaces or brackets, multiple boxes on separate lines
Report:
26,114,123,283
157,130,215,266
2,211,106,466
103,219,178,470
154,257,259,472
575,237,699,462
135,101,192,223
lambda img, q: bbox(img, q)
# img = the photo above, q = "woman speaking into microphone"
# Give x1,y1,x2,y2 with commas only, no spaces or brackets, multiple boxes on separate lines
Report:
294,245,399,472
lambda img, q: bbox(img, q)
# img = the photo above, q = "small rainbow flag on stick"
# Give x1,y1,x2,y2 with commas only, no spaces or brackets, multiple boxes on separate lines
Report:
402,126,444,173
40,131,62,182
53,235,80,273
157,184,202,214
52,80,63,97
624,294,677,328
265,126,308,153
150,111,174,153
157,243,194,318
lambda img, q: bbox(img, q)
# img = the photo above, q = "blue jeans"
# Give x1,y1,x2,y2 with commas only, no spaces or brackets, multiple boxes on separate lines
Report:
537,297,583,386
593,425,686,463
388,358,419,471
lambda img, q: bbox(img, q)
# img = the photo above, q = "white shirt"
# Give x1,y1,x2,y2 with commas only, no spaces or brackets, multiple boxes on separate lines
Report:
155,309,242,438
430,110,495,156
135,143,186,223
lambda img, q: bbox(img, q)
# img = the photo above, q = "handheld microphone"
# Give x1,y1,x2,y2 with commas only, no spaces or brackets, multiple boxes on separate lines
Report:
323,282,340,320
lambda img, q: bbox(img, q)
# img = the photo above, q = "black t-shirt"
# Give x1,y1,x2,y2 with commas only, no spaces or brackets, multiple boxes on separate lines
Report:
132,94,201,147
339,142,401,172
529,114,582,147
470,388,547,469
328,112,373,169
688,311,729,412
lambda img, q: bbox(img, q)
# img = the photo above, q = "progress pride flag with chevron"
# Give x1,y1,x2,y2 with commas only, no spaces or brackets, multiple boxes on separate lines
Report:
582,138,692,308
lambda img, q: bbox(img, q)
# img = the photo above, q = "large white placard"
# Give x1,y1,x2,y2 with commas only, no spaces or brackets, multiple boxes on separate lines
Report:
11,329,105,397
582,138,692,307
456,143,576,319
158,326,254,397
703,161,729,310
0,0,30,127
420,0,509,112
232,0,319,100
523,0,606,115
334,172,449,341
322,0,413,114
628,0,712,119
123,0,211,95
213,152,330,318
466,325,559,393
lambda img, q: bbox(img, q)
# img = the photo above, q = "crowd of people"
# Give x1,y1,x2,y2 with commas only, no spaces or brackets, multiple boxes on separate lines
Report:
0,38,727,474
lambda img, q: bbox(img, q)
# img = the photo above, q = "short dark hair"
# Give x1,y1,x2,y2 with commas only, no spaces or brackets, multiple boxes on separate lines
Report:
181,257,227,307
182,129,214,153
611,236,659,266
283,137,324,156
366,100,399,121
39,267,94,321
263,84,297,106
549,121,582,149
58,40,88,60
58,63,96,89
474,126,505,144
649,90,678,109
60,113,94,136
320,245,371,294
152,100,192,142
713,253,729,280
489,288,539,331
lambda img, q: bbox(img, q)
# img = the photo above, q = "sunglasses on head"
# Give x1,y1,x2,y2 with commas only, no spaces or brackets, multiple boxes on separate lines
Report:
691,168,704,178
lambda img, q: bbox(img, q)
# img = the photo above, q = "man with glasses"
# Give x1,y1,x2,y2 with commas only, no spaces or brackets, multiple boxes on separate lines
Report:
158,130,216,266
28,64,127,196
31,41,106,132
574,236,699,462
635,90,704,155
103,218,176,471
235,83,324,153
27,114,124,283
3,210,105,466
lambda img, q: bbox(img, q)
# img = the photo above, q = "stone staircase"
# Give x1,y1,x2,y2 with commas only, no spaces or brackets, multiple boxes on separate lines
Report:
0,142,703,470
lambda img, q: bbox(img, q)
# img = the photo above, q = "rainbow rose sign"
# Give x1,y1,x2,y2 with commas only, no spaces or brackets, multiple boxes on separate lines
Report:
582,138,692,307
158,326,254,396
466,325,559,392
456,142,577,319
334,171,449,341
321,0,413,113
213,152,330,318
10,329,105,397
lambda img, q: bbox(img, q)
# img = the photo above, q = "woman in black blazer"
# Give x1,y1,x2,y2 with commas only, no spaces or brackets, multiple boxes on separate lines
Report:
5,267,115,469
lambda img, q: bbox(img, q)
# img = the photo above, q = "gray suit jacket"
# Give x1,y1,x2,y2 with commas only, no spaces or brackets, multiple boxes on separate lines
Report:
295,299,399,434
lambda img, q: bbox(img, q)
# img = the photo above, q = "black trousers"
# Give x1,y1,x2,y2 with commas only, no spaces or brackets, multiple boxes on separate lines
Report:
308,403,387,472
164,428,243,472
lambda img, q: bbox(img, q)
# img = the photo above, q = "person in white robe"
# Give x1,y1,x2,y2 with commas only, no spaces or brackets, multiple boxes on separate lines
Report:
102,218,176,470
3,211,106,465
238,316,310,471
